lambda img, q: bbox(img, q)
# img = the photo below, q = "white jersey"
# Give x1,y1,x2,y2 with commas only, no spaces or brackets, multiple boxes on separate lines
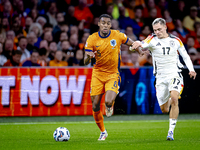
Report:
141,34,194,78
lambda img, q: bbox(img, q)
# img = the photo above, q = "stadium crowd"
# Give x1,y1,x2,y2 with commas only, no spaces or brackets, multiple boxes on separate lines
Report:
0,0,200,67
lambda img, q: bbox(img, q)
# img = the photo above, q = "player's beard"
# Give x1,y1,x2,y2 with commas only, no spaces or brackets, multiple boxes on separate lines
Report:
102,31,109,36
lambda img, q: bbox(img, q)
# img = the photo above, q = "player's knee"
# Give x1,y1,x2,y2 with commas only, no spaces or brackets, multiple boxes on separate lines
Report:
105,100,113,107
170,96,178,106
92,102,100,111
161,107,169,113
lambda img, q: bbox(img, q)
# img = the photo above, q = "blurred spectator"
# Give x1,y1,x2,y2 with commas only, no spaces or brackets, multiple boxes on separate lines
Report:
52,12,65,35
43,23,53,33
12,15,27,38
123,0,136,19
144,7,157,29
143,53,152,66
71,49,84,66
111,19,120,30
120,50,133,66
170,0,187,21
26,31,38,52
46,2,58,27
3,50,22,67
158,0,168,10
28,22,42,48
0,32,6,44
65,6,79,26
36,16,47,28
183,6,200,32
89,0,106,18
112,0,129,20
173,19,189,44
2,39,14,60
56,31,69,49
49,50,68,66
79,32,90,49
0,42,7,66
185,36,196,51
3,0,12,19
130,51,140,67
22,49,40,66
61,40,73,62
90,17,99,34
142,0,162,18
74,0,93,28
48,41,57,60
38,47,48,66
118,6,140,36
125,26,137,41
17,36,30,62
106,3,114,17
163,9,175,32
194,48,200,65
24,0,45,16
188,47,198,65
133,6,144,28
39,40,48,50
2,17,9,31
43,30,53,43
13,0,26,27
69,34,79,51
139,25,151,41
70,25,79,36
29,8,38,21
121,44,129,51
25,16,33,33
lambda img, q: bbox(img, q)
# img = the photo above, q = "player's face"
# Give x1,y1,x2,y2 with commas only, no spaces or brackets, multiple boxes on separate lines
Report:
153,23,167,39
98,17,112,36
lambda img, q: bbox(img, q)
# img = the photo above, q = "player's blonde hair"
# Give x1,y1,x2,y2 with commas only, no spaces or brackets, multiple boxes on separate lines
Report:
152,18,166,26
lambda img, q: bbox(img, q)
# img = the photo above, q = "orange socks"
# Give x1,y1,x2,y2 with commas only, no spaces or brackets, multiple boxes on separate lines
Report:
93,110,105,132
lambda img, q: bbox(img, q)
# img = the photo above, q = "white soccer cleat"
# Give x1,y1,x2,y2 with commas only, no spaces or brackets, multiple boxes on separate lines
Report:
98,130,108,141
167,131,174,141
105,105,113,117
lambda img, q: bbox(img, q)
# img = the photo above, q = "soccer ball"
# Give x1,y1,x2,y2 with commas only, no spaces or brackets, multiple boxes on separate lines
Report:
53,127,70,141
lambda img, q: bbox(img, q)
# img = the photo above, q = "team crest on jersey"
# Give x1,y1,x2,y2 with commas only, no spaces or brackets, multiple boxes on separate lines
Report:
110,39,117,47
169,40,175,47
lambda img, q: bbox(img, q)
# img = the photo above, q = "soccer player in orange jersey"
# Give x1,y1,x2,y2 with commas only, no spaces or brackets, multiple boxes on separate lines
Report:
84,14,144,141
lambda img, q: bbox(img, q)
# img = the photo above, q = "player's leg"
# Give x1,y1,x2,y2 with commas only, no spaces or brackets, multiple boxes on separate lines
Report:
167,77,184,141
105,90,117,117
104,76,120,117
90,75,108,140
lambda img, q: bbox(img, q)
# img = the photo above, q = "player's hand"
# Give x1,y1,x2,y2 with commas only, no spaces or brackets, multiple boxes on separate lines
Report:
131,41,142,50
138,47,145,57
189,71,197,80
85,51,96,58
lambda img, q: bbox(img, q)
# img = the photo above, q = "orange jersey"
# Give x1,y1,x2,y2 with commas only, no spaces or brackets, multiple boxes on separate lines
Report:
85,30,129,74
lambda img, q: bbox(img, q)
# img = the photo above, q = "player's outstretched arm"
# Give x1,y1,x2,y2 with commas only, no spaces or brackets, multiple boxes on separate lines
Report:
126,39,144,56
84,51,96,65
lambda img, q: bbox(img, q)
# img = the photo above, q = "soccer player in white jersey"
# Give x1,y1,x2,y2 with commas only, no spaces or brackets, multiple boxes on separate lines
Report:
131,18,197,141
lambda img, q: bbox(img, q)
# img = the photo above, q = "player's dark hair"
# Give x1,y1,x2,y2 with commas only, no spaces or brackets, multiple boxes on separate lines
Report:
99,14,112,21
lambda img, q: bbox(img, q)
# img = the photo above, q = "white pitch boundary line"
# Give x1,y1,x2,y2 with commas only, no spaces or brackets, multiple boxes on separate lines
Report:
0,120,200,126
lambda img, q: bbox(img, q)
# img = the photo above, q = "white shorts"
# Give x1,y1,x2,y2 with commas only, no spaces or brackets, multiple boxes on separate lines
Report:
155,75,184,106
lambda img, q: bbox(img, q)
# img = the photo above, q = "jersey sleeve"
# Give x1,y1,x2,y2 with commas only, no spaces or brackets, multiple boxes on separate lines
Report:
118,31,129,44
84,35,94,52
176,38,195,72
141,34,154,49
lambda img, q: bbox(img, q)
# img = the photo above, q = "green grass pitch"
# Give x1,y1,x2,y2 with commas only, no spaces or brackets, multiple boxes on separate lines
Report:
0,116,200,150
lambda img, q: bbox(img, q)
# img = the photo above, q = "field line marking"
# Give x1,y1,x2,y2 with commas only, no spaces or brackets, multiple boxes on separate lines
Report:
0,120,200,125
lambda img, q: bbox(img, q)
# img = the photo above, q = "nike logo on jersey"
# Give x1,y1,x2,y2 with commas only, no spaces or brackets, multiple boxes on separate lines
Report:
173,86,178,89
156,42,161,46
96,45,101,47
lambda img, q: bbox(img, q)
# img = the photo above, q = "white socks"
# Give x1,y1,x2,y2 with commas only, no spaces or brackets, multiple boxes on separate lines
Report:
169,118,177,133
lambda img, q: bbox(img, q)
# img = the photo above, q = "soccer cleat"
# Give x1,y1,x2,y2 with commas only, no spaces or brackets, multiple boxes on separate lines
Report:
167,131,174,141
98,130,108,141
105,105,113,117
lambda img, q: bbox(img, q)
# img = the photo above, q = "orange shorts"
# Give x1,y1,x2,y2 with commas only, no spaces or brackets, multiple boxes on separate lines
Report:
90,72,121,96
